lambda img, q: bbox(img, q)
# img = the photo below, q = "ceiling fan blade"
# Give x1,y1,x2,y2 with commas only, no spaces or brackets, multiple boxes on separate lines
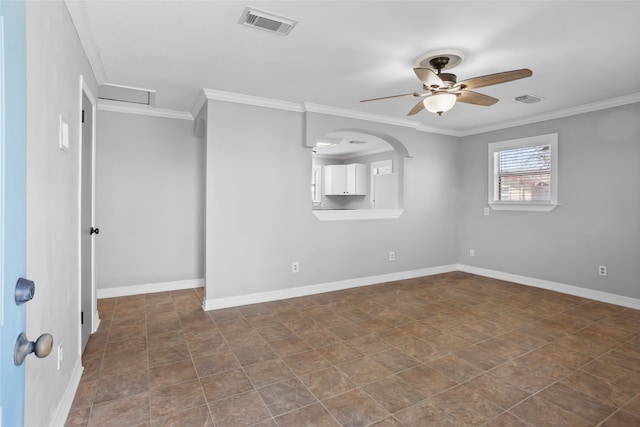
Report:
458,69,532,90
414,68,443,88
407,99,425,116
456,90,498,106
360,92,422,102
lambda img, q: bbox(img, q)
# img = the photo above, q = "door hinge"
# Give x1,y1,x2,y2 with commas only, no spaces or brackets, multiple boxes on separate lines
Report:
82,110,85,123
81,311,84,325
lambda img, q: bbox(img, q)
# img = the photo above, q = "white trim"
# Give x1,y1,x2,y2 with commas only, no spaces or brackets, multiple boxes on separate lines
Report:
203,265,457,310
97,278,204,299
203,264,640,312
99,82,156,95
203,88,304,113
488,133,558,211
304,102,429,133
461,93,640,136
78,76,98,359
312,209,403,221
97,99,193,120
488,202,559,212
91,314,100,334
191,89,209,119
198,89,459,136
48,359,83,427
196,89,640,138
458,264,640,310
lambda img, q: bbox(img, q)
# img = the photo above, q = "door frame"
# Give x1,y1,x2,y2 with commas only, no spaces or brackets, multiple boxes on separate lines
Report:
77,75,98,357
370,159,393,209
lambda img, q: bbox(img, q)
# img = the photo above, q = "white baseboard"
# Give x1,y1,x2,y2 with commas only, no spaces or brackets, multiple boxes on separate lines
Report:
49,358,84,427
203,264,640,311
203,265,458,311
92,311,101,334
458,264,640,310
97,278,204,299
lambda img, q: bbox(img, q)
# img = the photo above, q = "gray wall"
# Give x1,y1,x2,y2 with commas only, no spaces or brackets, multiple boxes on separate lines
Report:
96,111,205,289
458,103,640,299
205,100,460,300
25,2,99,425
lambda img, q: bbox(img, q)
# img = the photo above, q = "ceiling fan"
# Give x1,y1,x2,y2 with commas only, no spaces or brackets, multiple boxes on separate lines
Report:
361,56,532,116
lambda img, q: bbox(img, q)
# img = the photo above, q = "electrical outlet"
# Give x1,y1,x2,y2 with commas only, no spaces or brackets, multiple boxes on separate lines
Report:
598,265,607,277
57,343,63,370
291,262,299,273
469,249,475,257
389,251,395,261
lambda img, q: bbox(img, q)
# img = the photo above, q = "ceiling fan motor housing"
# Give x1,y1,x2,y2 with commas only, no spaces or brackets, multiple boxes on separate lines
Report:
439,73,457,85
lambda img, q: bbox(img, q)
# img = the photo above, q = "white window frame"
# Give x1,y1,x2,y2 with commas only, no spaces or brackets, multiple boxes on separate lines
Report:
488,133,559,212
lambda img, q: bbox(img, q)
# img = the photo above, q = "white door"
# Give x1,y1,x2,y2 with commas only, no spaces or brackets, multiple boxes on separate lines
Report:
80,88,96,352
370,160,393,209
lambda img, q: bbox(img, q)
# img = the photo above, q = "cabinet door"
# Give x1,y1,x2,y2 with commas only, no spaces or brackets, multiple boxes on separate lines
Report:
324,165,347,195
347,163,367,195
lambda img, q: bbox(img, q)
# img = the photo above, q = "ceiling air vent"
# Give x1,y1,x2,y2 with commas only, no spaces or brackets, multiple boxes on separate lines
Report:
238,7,297,35
513,94,544,104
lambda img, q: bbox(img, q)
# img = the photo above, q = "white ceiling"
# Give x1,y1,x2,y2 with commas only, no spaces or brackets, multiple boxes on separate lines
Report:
314,131,394,159
66,1,640,135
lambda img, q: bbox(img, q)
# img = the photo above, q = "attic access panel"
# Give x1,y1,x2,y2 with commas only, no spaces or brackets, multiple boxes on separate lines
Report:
98,84,156,106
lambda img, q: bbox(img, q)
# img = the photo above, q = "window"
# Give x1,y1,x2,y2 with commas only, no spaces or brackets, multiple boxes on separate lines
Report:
488,133,558,211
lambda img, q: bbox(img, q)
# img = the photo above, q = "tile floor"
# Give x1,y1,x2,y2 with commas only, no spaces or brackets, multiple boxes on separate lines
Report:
65,272,640,426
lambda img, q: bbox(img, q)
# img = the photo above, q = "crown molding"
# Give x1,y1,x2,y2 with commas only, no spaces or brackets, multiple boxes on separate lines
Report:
303,102,417,129
191,89,209,119
202,89,305,113
197,89,640,138
97,99,193,120
302,103,462,136
199,89,459,136
459,92,640,136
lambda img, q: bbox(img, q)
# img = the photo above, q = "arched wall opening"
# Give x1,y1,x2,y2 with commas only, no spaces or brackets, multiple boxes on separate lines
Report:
310,127,410,217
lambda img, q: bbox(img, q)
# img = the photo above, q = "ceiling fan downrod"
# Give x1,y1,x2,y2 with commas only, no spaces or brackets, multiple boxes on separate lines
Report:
429,56,450,74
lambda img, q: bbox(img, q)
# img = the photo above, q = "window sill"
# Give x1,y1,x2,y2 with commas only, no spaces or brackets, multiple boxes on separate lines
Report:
312,209,404,221
489,203,560,212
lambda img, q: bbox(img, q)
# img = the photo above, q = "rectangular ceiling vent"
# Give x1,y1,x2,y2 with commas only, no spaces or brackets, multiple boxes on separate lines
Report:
99,84,156,106
239,7,297,35
513,94,544,104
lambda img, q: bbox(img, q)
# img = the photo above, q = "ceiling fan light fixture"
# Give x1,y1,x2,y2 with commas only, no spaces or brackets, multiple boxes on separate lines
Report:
424,93,457,116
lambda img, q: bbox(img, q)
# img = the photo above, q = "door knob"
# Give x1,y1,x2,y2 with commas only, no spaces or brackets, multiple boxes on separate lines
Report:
90,227,99,235
14,333,53,366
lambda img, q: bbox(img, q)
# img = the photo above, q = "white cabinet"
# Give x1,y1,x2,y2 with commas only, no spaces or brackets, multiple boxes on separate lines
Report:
324,163,366,195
